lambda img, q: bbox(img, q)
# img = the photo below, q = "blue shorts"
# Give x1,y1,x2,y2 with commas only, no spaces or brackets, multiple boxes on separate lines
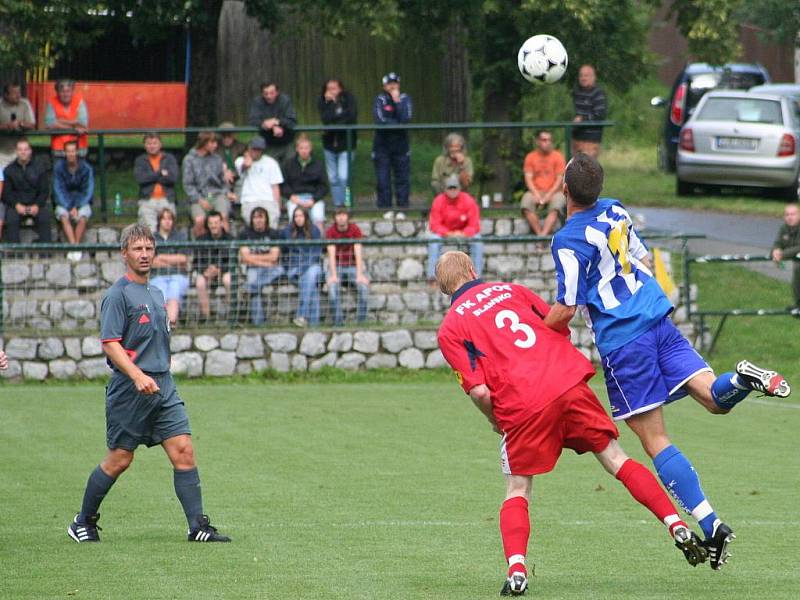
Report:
151,274,190,302
601,317,712,420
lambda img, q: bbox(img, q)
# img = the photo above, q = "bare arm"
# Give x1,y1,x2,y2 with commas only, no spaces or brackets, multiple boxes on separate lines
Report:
469,384,500,434
103,341,159,394
543,301,576,332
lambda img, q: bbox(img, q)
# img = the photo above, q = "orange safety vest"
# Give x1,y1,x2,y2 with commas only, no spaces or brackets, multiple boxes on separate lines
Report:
48,93,89,151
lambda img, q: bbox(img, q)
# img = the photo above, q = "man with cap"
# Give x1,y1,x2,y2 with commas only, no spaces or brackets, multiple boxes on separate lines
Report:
426,174,483,286
235,137,284,228
216,122,247,214
372,72,413,220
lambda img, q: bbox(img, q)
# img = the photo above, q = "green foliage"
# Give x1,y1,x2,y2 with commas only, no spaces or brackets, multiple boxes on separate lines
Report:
737,0,800,45
668,0,743,64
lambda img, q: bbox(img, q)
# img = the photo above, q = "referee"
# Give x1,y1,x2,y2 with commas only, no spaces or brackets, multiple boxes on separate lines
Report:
68,223,230,543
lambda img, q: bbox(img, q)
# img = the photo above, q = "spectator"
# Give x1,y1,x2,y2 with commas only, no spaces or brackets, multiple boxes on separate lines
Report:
53,139,93,258
1,82,36,169
133,132,179,232
572,65,607,158
281,134,329,230
216,122,246,214
373,72,412,220
150,207,191,328
431,132,474,195
45,79,89,158
182,131,233,238
194,211,233,321
248,81,297,165
772,203,800,313
235,137,283,229
520,130,566,237
326,208,369,326
282,207,322,328
427,174,482,285
2,138,51,243
318,79,358,207
240,207,284,326
0,168,4,240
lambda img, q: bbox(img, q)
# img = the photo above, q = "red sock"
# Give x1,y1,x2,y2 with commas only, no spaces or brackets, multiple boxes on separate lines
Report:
500,496,529,575
616,459,683,533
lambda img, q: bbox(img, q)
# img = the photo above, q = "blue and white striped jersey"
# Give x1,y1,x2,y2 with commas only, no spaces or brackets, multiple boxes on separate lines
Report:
551,198,673,355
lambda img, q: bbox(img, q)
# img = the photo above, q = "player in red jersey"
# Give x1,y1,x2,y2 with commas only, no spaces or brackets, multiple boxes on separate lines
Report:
435,251,706,596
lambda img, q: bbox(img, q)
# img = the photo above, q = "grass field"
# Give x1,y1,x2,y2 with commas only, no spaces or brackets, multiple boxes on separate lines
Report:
2,375,798,599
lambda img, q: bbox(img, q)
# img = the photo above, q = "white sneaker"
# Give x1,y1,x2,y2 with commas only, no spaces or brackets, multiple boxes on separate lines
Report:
67,251,83,262
395,211,406,220
382,210,395,220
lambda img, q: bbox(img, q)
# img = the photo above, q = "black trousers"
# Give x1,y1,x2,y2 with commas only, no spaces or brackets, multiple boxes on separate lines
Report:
4,205,52,242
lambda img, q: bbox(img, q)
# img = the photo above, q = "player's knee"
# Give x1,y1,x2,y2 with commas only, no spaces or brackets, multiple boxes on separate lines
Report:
172,441,196,469
103,450,134,476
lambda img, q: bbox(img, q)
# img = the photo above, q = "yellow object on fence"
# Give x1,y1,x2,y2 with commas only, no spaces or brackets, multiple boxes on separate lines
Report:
653,247,678,302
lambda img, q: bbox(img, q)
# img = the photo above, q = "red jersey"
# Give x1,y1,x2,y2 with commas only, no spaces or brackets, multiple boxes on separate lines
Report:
325,222,362,267
437,280,595,432
429,191,480,237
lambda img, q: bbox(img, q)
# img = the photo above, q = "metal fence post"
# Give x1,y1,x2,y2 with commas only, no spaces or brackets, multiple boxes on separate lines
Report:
98,132,108,221
228,241,240,326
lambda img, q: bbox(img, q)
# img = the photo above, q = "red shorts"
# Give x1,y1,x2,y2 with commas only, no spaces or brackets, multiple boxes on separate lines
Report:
500,382,619,476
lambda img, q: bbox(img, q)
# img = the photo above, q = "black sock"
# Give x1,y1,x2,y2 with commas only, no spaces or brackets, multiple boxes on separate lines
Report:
174,467,203,528
78,465,117,522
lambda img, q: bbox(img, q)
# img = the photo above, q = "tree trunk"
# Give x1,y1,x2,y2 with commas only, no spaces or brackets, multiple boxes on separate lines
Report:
481,85,520,198
442,16,470,123
187,0,224,127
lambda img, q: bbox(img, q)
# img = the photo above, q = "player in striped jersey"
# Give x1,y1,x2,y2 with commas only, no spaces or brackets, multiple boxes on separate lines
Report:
546,153,791,570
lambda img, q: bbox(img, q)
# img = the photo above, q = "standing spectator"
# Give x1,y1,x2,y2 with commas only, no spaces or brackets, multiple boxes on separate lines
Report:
240,207,284,326
282,207,322,328
426,174,482,285
431,133,474,195
520,130,566,237
281,134,329,230
318,79,358,208
326,208,369,326
53,140,94,258
372,72,412,220
235,137,283,229
182,131,233,238
772,203,800,313
2,138,51,243
571,65,607,158
1,82,36,169
45,79,89,158
216,122,246,215
248,81,297,165
133,132,179,232
150,207,191,328
194,211,233,321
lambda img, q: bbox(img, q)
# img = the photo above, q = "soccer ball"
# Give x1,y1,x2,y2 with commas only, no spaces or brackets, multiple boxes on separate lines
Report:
517,34,568,84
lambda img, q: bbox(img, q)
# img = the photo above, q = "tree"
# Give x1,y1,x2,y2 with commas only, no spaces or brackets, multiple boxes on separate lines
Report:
738,0,800,45
668,0,743,65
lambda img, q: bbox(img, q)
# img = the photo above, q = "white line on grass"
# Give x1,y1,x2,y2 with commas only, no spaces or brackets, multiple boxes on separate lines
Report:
748,399,800,409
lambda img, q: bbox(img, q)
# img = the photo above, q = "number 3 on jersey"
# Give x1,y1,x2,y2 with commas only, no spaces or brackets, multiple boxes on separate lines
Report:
494,309,536,348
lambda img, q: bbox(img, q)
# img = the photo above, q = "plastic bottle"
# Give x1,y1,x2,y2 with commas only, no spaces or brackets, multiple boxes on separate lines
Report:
344,186,352,208
114,193,122,216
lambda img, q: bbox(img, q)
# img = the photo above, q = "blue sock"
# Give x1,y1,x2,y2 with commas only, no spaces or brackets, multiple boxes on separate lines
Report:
174,467,204,528
79,465,116,522
711,371,750,410
653,445,718,539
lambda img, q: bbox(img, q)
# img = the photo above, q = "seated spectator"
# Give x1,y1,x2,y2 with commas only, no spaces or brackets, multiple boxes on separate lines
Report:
326,208,369,326
427,174,482,285
431,133,474,195
1,82,37,169
45,79,88,158
235,137,283,229
318,78,358,207
240,207,284,326
248,81,297,165
182,131,234,238
2,138,51,243
194,211,233,321
53,140,93,259
282,207,322,328
150,207,190,328
282,134,329,230
521,129,566,236
134,132,178,232
216,122,247,214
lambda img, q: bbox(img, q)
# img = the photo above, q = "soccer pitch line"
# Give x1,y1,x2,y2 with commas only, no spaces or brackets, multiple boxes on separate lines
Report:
747,398,800,409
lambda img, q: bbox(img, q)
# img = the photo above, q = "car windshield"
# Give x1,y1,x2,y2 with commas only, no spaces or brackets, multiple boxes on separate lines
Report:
696,98,783,125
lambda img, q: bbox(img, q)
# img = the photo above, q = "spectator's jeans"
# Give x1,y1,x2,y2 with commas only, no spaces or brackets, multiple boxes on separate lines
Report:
373,148,410,209
427,234,483,280
328,266,369,325
286,193,325,226
138,198,176,232
151,274,190,302
324,149,350,207
5,205,52,243
246,265,285,325
287,264,322,325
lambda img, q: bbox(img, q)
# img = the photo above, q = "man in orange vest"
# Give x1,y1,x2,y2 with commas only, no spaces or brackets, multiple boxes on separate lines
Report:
45,79,89,158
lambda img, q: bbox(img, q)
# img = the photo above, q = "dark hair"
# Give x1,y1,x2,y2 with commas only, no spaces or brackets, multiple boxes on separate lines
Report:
334,207,349,216
143,131,161,142
15,137,31,149
63,140,78,152
564,153,603,206
55,78,75,92
156,206,176,230
205,210,223,228
194,131,217,150
291,207,311,239
250,206,269,228
320,78,345,98
3,82,21,94
261,81,279,92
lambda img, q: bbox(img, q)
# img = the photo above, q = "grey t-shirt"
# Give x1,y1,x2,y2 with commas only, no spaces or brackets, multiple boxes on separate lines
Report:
0,98,36,167
100,276,171,374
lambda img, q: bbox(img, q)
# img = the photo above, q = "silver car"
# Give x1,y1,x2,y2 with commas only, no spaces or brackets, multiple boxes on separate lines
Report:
676,90,800,200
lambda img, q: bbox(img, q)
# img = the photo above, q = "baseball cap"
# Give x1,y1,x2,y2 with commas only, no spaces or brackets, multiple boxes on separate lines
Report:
444,174,460,189
382,72,400,85
248,137,266,149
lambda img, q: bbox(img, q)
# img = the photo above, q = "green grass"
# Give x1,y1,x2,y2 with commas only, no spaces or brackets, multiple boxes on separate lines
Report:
2,378,798,599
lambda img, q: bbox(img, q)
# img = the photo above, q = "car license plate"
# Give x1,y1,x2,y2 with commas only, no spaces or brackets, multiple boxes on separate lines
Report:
716,136,758,151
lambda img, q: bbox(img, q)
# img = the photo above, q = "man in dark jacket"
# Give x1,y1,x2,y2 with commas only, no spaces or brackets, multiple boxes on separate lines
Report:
772,203,800,312
133,132,179,232
2,138,51,242
281,134,329,229
248,82,297,165
572,64,607,158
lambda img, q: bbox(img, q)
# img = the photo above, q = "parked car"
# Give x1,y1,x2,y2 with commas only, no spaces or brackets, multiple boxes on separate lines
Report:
676,90,800,200
651,63,770,172
749,83,800,99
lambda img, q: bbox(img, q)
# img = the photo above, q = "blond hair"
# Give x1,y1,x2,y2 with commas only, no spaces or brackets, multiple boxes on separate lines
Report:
435,251,475,295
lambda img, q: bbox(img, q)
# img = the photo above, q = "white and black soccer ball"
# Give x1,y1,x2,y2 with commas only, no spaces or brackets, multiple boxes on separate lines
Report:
517,34,568,84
